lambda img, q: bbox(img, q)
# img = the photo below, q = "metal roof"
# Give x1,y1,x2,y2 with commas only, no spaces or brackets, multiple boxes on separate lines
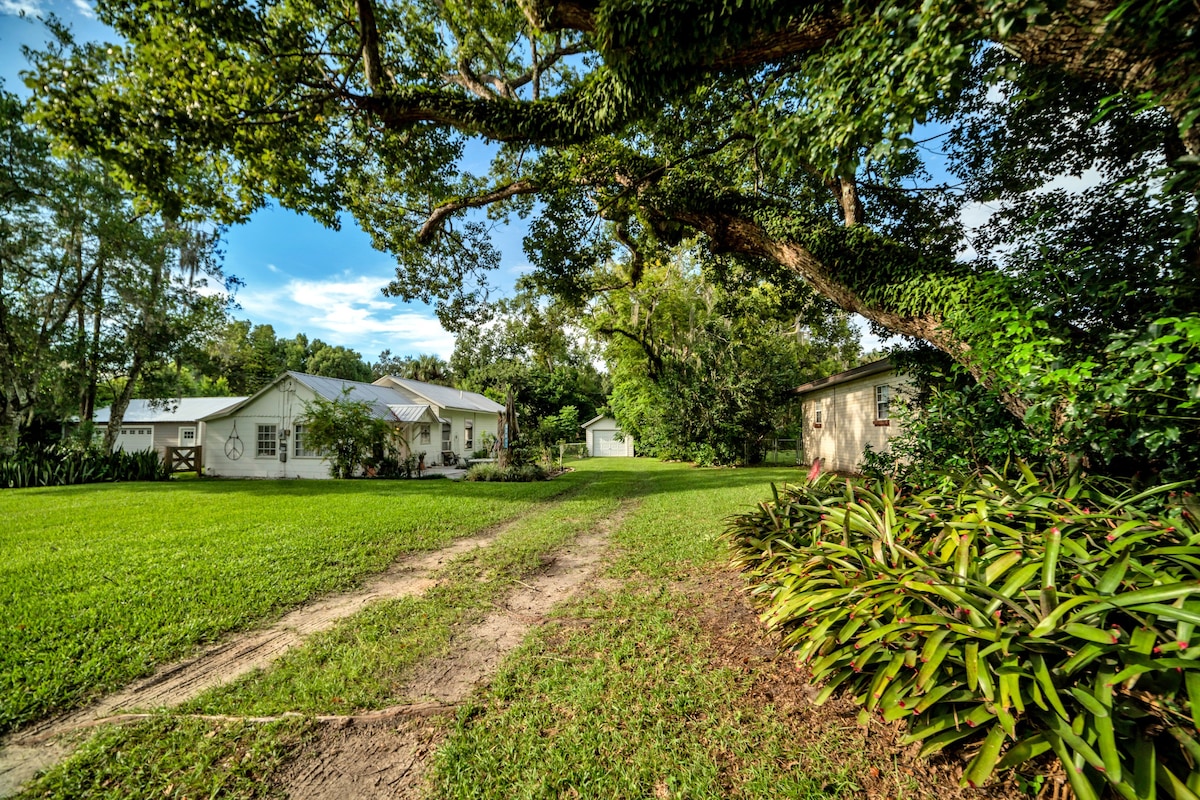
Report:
94,397,247,424
386,404,439,423
791,359,895,396
376,376,504,414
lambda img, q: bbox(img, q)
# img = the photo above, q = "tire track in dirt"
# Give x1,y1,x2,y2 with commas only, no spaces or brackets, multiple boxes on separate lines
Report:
276,498,638,800
0,513,541,797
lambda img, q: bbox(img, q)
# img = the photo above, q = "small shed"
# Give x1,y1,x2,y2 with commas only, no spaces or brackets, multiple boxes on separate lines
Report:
582,415,635,457
792,359,910,473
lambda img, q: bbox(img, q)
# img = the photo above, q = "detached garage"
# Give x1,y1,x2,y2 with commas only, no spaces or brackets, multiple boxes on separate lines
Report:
582,415,636,457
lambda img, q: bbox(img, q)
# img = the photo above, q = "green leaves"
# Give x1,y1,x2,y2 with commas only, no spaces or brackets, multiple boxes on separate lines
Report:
725,468,1200,796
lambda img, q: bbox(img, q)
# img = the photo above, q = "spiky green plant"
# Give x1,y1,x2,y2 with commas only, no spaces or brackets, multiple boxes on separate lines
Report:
724,467,1200,798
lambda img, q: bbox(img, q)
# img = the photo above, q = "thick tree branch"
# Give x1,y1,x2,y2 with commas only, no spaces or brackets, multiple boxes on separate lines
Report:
417,179,540,242
355,0,384,92
667,204,1032,418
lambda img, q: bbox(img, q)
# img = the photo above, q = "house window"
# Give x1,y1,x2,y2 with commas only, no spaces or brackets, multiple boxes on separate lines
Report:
293,424,319,458
464,421,473,450
419,424,431,445
812,405,823,428
441,422,452,452
875,385,891,425
256,424,277,457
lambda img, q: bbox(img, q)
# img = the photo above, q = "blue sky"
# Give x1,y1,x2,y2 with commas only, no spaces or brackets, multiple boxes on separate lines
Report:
2,1,887,363
0,0,535,363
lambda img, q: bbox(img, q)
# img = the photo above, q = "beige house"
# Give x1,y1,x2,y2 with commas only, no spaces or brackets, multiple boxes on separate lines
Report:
200,372,500,478
793,359,910,473
94,397,246,457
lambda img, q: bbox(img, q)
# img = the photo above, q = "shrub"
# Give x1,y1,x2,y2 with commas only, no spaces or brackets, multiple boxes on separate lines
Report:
0,444,170,489
464,463,548,482
724,468,1200,798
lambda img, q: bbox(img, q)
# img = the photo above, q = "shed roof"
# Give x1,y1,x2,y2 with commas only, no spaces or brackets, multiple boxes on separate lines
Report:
94,397,247,424
375,376,504,414
791,359,894,396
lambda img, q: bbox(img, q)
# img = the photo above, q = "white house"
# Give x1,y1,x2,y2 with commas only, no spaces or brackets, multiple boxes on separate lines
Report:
94,397,246,457
371,375,504,465
582,414,636,457
793,359,911,473
199,372,502,478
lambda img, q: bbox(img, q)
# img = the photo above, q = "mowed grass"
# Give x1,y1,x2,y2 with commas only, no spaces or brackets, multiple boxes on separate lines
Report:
429,461,864,798
13,460,861,800
0,475,572,733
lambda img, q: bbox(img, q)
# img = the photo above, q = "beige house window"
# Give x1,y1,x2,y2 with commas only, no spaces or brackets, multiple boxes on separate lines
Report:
874,385,891,426
812,404,823,428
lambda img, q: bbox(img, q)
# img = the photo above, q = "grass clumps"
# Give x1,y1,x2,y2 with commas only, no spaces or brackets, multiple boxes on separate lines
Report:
724,467,1200,798
464,463,548,482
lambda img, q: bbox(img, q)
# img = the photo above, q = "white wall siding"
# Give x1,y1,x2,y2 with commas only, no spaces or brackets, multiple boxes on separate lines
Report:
584,417,635,457
203,384,331,479
801,371,910,473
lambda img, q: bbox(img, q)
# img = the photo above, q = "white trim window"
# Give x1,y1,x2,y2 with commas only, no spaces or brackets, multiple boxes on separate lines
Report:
813,405,823,428
441,422,452,452
293,423,319,458
875,385,891,421
419,424,431,445
256,424,278,457
464,421,474,450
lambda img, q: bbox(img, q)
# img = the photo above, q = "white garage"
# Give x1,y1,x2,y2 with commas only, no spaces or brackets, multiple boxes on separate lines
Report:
114,425,154,453
582,415,636,457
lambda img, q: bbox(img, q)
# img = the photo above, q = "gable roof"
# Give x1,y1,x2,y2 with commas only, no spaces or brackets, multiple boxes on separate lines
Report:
581,414,616,429
94,397,247,424
200,372,440,423
374,376,504,414
791,359,895,396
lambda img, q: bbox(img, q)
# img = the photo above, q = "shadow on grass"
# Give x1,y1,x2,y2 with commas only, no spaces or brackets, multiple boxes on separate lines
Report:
9,459,803,504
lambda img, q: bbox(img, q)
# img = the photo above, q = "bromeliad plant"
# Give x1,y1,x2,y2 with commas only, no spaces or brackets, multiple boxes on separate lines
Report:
724,467,1200,799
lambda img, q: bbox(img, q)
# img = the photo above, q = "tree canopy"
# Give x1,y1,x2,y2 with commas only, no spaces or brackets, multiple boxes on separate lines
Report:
26,0,1200,475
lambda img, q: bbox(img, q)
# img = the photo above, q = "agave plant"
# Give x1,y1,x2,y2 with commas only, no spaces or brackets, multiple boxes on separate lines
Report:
725,467,1200,798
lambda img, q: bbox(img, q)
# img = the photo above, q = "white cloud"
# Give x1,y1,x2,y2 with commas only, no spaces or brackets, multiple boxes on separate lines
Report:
0,0,46,15
69,0,92,18
234,272,457,360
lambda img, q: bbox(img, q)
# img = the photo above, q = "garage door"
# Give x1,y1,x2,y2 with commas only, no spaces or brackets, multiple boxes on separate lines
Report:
115,426,155,453
593,430,626,457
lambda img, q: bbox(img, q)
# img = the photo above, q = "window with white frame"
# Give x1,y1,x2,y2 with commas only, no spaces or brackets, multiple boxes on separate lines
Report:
441,422,452,451
464,421,474,450
419,424,431,445
256,424,278,457
875,384,891,421
293,423,320,457
813,404,823,427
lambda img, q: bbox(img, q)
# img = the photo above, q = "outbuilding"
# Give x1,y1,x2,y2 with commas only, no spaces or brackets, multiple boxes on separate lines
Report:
582,414,636,457
792,359,910,473
94,397,246,458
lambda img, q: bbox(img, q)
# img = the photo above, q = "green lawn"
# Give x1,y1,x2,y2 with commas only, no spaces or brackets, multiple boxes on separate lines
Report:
0,475,571,732
13,460,867,800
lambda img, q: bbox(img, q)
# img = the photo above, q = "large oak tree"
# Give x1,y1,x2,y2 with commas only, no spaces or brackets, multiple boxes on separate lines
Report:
27,0,1200,473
